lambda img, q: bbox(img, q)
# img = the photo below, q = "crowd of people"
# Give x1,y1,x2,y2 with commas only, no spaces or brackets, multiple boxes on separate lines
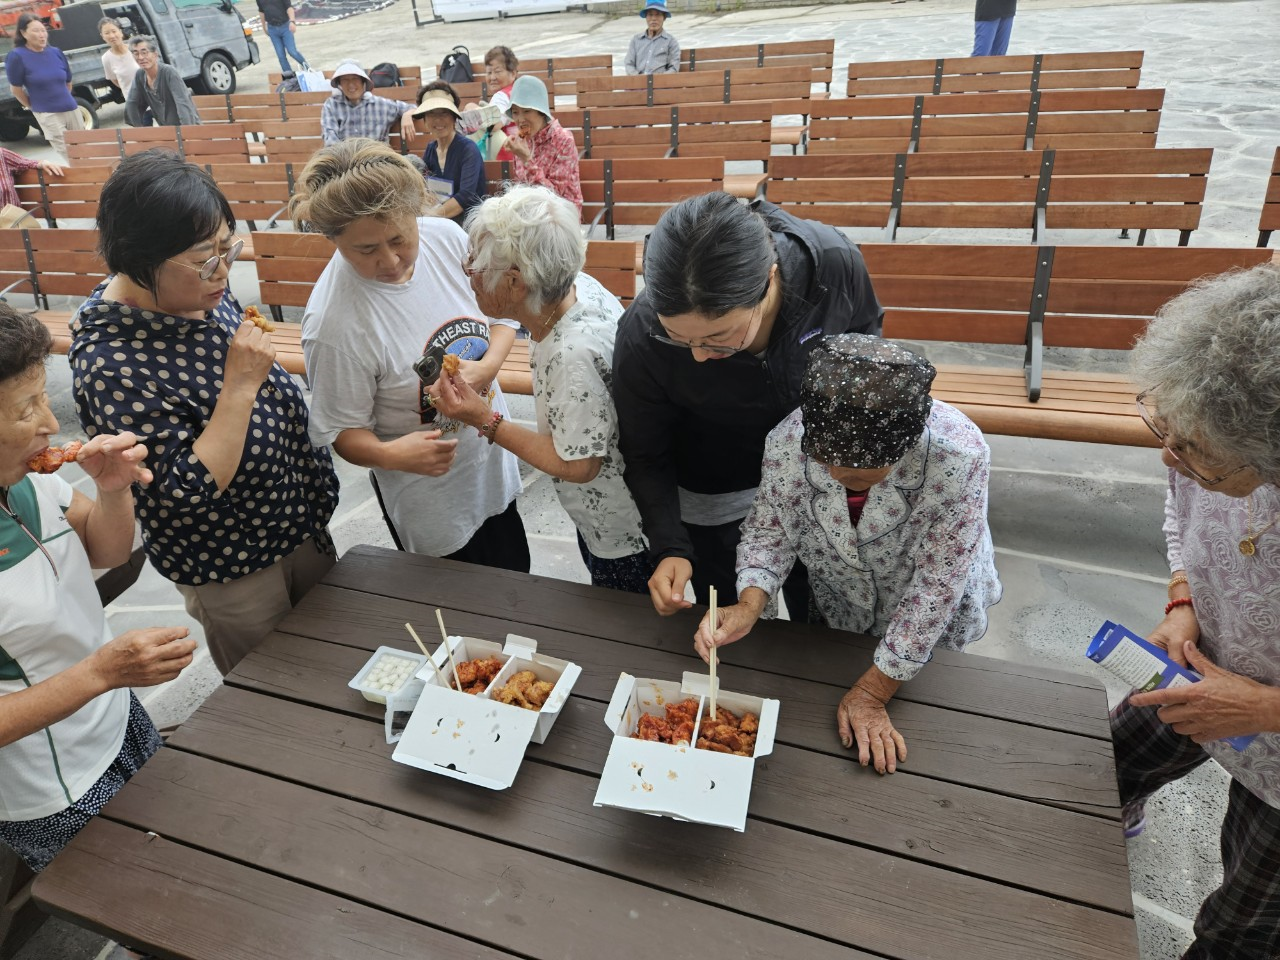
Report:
0,4,1276,958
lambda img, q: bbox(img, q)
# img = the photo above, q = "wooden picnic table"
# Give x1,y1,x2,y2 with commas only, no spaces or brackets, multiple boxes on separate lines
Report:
32,544,1139,960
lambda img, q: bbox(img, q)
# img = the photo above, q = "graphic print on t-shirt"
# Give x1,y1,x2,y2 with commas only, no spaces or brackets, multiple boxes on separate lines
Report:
416,316,498,429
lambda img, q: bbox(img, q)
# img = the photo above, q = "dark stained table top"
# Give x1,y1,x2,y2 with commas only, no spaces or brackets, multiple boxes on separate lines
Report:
33,544,1139,960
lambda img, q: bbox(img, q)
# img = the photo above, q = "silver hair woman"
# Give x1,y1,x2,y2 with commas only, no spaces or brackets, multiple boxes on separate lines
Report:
1115,263,1280,959
430,184,649,593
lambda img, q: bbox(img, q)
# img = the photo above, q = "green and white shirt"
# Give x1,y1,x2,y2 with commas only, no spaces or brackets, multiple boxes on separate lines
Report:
0,474,127,821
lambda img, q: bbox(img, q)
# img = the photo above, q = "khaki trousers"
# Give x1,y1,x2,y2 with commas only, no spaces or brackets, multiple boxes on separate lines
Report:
32,108,84,163
177,537,336,676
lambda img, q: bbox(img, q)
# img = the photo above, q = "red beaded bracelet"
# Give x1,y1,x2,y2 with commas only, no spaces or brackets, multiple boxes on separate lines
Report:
1164,597,1194,616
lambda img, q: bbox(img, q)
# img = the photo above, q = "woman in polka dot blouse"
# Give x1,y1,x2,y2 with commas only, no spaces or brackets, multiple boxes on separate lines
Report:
68,150,341,676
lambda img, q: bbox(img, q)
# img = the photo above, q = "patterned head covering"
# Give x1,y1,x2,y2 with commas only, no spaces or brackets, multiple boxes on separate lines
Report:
801,334,936,468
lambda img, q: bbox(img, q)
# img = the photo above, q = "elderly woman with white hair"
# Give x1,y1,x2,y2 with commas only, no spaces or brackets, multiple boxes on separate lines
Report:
1112,264,1280,960
431,185,648,592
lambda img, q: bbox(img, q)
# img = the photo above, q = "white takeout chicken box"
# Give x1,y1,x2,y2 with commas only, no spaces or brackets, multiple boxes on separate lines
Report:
391,634,581,790
593,672,780,832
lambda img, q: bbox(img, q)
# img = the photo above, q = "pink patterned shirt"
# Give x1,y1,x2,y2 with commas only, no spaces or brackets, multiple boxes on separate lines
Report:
511,118,582,214
0,148,39,209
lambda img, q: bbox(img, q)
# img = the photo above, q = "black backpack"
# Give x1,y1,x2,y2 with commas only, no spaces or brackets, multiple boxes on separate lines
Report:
439,46,473,85
369,62,402,88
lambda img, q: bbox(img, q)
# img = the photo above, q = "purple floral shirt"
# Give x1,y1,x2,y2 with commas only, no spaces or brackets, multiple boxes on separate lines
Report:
1165,471,1280,807
737,401,1001,681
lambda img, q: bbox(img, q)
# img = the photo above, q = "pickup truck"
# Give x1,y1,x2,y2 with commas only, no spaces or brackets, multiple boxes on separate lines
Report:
0,0,258,141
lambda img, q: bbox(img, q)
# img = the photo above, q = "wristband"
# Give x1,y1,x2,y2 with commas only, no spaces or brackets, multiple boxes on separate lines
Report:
477,411,503,443
1164,597,1194,616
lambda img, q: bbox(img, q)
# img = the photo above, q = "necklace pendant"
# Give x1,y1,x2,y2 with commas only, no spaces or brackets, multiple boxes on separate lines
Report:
1240,538,1257,556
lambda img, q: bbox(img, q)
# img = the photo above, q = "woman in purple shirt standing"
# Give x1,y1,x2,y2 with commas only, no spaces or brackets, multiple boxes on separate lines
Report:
4,14,83,162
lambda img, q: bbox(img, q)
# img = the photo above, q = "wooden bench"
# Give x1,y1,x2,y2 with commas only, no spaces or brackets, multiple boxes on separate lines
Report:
807,87,1164,155
765,147,1212,245
682,40,835,92
64,124,251,165
581,156,724,240
847,50,1143,98
195,88,417,127
13,165,114,227
518,55,613,99
860,243,1276,445
575,64,816,110
1258,146,1280,247
268,66,424,89
203,161,299,230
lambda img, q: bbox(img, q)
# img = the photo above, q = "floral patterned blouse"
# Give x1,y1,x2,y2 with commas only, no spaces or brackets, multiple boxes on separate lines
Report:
1164,471,1280,807
511,118,583,214
737,401,1002,681
529,272,647,560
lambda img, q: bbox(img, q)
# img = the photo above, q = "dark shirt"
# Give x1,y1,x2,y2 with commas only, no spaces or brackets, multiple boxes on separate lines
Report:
124,64,201,126
68,283,339,586
975,0,1016,20
424,134,487,226
4,46,75,113
256,0,294,27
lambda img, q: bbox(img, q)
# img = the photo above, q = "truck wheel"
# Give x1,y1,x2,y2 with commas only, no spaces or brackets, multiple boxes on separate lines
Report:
199,52,236,95
0,117,29,142
74,97,99,131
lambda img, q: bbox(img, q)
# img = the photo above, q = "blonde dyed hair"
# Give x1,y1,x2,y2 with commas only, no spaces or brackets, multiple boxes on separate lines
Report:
289,138,427,237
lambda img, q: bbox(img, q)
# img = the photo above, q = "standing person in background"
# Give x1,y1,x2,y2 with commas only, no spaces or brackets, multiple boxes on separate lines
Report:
972,0,1016,57
124,36,200,127
482,45,519,161
625,0,679,76
257,0,309,76
98,18,137,102
321,60,416,147
4,14,83,163
507,75,581,215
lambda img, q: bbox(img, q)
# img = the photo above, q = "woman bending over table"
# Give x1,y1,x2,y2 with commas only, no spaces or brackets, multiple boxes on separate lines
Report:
0,306,195,872
430,185,648,592
1116,264,1280,960
694,334,1001,774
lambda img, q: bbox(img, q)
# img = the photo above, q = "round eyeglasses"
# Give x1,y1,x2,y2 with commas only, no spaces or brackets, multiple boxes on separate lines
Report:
167,238,245,281
1135,392,1249,487
651,300,764,357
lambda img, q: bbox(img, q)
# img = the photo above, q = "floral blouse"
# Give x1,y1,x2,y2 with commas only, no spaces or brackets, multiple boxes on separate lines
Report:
511,118,583,214
737,401,1002,681
530,273,646,560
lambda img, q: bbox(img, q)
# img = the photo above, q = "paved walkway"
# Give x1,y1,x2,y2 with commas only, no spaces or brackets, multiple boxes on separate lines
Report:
12,1,1280,957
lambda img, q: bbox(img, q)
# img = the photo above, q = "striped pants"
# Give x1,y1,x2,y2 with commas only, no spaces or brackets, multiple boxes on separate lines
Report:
1112,696,1280,959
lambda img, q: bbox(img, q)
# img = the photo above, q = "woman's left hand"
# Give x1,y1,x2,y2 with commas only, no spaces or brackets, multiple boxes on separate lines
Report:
1129,640,1274,742
507,136,532,161
429,373,490,428
837,675,906,774
76,432,152,492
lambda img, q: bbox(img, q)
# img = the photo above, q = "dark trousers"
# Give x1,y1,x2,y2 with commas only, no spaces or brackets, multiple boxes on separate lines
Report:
684,518,810,621
1112,696,1280,959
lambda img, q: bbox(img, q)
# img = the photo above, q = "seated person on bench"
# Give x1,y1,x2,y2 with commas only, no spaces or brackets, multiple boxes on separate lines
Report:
321,60,416,148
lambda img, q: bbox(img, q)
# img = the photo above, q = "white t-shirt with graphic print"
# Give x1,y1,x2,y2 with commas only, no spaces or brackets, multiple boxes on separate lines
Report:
302,217,521,556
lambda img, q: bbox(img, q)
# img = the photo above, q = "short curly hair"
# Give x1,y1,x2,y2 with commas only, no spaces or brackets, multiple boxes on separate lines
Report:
0,303,51,386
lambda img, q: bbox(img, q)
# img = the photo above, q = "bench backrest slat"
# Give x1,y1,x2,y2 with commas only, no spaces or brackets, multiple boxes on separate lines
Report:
847,50,1143,97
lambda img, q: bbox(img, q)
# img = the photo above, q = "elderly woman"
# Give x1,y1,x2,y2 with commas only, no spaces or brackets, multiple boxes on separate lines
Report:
69,150,339,676
413,81,487,226
0,306,195,872
695,335,1001,774
431,185,648,592
1114,264,1280,959
506,75,582,215
4,14,83,162
614,191,882,617
293,138,528,572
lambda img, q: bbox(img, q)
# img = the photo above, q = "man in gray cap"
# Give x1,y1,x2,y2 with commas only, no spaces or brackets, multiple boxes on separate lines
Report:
321,60,417,147
694,334,1001,775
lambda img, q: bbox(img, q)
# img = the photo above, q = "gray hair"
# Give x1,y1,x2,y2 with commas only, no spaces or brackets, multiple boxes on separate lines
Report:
1131,263,1280,483
128,34,157,53
464,184,584,313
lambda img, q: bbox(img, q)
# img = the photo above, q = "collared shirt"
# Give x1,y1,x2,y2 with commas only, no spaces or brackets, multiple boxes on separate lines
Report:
737,402,1001,681
68,284,339,587
0,148,38,208
511,118,582,213
1163,471,1280,808
321,91,408,145
625,29,680,75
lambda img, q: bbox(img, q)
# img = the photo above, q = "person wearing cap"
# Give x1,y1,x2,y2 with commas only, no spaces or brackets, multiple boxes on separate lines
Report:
694,334,1001,775
625,0,680,76
414,81,487,226
506,75,582,215
321,60,417,148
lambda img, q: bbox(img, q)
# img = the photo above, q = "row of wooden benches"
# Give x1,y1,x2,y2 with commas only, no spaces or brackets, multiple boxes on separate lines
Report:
12,225,1273,447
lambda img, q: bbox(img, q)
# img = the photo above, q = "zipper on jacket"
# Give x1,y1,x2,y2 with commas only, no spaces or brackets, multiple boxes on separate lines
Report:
0,502,59,580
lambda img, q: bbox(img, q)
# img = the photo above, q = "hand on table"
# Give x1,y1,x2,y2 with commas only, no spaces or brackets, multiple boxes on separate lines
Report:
89,627,196,691
648,556,693,616
837,673,906,775
380,430,458,477
429,373,490,428
76,431,152,491
1129,640,1272,743
694,589,766,663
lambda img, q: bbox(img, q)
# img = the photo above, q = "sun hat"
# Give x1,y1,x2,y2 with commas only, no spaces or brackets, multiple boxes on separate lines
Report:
330,60,371,90
410,89,462,118
640,0,672,16
509,75,551,118
800,334,936,469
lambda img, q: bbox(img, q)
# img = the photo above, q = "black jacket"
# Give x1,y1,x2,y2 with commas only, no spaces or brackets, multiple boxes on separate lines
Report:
975,0,1016,20
614,200,883,564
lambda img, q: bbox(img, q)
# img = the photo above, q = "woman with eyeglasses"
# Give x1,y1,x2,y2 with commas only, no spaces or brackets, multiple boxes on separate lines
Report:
1112,264,1280,960
613,191,883,617
68,149,339,676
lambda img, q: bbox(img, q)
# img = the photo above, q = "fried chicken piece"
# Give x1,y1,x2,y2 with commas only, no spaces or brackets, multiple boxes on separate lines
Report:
243,305,275,332
632,698,701,745
441,353,461,377
26,440,84,475
696,737,736,754
635,713,673,742
450,656,503,694
495,670,556,711
696,707,759,757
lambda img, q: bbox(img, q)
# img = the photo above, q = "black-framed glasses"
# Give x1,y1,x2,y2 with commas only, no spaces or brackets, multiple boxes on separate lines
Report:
167,238,244,281
1135,392,1249,486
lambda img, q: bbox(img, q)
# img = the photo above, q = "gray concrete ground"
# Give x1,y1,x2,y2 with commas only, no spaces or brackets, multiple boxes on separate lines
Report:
10,0,1280,957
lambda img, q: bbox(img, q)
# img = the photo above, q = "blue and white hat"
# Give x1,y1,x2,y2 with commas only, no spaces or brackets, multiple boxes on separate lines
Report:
640,0,672,17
